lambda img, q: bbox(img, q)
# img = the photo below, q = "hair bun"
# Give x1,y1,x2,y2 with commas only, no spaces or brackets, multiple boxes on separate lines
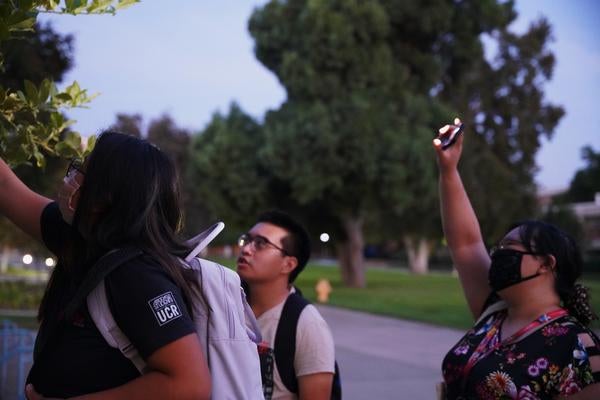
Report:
565,283,598,326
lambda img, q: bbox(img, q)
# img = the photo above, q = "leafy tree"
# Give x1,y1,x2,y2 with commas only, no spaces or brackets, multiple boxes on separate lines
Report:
1,21,73,90
146,115,212,237
187,103,269,242
541,204,583,245
110,113,143,137
438,16,564,244
109,112,209,237
563,146,600,203
247,0,563,286
148,115,190,173
0,0,138,168
0,18,75,271
249,0,433,285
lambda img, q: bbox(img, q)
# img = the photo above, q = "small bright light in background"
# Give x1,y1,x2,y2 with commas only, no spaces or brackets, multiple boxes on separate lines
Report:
22,254,33,265
319,233,330,243
45,258,55,267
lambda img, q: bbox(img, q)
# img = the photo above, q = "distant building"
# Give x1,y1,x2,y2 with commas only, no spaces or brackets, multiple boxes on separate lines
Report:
537,190,600,252
570,193,600,251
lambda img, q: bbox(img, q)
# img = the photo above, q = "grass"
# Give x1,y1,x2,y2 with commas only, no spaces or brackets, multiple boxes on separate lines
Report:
2,260,599,331
296,264,600,331
296,265,473,329
219,258,600,331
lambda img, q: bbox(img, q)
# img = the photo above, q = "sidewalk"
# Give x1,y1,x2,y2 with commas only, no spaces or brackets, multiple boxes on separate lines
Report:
316,305,464,400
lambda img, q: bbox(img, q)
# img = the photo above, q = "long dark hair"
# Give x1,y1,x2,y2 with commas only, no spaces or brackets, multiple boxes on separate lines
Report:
39,131,198,320
513,220,597,326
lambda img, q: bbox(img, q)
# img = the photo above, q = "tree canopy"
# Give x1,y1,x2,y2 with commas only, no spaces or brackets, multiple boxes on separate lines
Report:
0,0,138,168
187,0,565,287
564,146,600,203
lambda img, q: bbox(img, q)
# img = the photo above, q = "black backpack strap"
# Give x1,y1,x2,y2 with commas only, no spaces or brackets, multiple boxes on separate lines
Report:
34,247,142,362
274,291,309,394
63,247,143,320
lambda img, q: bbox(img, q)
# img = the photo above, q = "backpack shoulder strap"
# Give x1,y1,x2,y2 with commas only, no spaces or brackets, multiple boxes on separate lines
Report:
87,278,147,373
64,247,142,320
65,247,146,372
34,247,142,362
274,291,309,394
184,222,225,262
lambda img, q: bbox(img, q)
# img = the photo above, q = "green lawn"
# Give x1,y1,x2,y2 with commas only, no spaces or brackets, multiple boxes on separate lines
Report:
295,265,473,329
2,260,599,331
291,264,600,330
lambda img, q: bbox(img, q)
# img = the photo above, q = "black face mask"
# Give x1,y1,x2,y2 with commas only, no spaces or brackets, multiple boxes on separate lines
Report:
488,248,542,291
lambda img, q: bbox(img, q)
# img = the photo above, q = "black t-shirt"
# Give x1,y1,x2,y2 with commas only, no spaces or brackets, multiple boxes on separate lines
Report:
27,203,196,397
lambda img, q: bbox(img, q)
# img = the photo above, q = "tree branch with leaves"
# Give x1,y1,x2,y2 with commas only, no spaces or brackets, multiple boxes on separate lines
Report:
0,0,138,167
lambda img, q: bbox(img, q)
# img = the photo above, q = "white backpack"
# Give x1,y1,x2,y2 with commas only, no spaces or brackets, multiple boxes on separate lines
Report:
67,222,265,400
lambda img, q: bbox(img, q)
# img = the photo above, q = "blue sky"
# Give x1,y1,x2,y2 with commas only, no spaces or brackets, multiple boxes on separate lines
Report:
39,0,600,191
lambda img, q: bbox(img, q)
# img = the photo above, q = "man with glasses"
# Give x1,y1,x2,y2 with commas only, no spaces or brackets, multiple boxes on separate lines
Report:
237,210,335,400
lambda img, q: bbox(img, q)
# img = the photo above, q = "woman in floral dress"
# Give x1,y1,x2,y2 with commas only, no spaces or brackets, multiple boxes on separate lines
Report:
433,119,600,399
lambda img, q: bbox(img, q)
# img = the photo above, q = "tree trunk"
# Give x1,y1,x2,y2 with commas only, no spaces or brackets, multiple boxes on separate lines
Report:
336,216,366,288
0,245,10,274
403,236,432,275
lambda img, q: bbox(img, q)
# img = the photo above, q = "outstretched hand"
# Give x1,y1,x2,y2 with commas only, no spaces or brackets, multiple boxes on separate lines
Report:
26,384,64,400
433,117,464,173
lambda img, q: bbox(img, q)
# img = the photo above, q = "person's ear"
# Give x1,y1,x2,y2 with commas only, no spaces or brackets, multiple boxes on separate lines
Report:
540,254,557,272
282,256,298,275
68,186,81,211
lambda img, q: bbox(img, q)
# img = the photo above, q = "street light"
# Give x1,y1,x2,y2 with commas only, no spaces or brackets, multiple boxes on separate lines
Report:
320,233,330,243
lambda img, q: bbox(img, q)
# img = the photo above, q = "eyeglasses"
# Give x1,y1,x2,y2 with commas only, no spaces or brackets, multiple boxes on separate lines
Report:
238,233,288,255
489,246,541,258
66,158,85,177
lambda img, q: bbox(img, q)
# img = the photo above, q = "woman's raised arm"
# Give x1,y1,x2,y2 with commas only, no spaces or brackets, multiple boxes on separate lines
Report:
434,120,492,318
0,158,52,242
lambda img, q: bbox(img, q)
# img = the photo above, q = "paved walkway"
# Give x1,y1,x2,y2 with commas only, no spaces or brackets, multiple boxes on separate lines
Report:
316,305,464,400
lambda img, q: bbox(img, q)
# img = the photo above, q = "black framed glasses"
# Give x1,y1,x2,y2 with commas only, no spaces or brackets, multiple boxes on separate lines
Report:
488,246,541,258
238,233,288,255
65,158,85,177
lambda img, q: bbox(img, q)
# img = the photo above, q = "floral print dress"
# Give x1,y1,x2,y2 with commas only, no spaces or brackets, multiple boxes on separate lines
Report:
442,304,600,399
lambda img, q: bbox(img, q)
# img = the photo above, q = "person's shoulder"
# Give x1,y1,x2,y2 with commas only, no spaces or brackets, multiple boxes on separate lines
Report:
561,316,600,342
105,252,171,285
293,303,335,374
299,304,326,320
473,300,507,328
543,316,600,352
297,304,332,332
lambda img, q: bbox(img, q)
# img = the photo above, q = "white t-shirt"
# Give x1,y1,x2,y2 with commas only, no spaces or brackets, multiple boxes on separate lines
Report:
257,290,335,400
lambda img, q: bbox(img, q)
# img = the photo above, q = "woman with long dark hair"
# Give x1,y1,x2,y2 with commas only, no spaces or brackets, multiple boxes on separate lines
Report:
434,120,600,399
0,131,210,399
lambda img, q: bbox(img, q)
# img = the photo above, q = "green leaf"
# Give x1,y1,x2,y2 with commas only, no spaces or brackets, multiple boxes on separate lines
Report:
86,0,114,13
38,79,52,103
55,141,79,158
8,17,36,32
64,131,82,149
85,134,97,154
33,148,45,168
65,80,81,96
65,0,89,14
24,80,38,104
116,0,139,11
54,93,72,102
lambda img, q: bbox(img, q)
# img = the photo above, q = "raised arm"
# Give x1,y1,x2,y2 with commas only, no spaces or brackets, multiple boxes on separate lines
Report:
433,120,492,318
0,158,52,242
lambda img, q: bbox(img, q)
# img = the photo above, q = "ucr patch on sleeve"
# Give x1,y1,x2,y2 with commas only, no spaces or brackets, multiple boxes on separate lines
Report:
148,291,182,326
